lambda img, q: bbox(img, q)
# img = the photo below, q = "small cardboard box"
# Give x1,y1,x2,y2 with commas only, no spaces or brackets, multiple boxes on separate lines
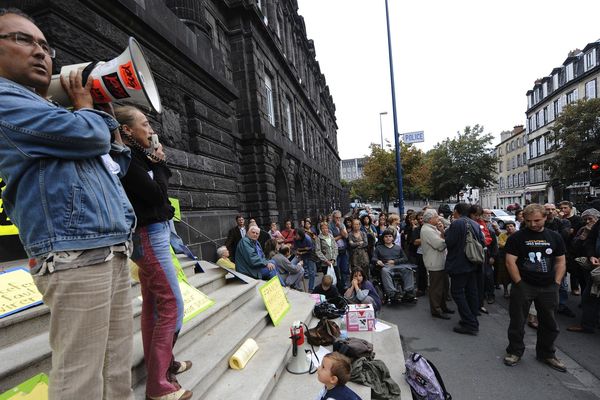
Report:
345,304,375,332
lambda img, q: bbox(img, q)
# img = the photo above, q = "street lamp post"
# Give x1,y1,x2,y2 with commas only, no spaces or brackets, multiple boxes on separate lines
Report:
384,0,404,216
379,111,388,148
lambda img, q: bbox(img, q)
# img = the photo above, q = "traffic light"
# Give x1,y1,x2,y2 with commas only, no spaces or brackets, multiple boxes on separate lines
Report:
591,162,600,186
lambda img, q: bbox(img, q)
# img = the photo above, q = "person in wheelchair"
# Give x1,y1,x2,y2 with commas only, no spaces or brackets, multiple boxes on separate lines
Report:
371,228,417,303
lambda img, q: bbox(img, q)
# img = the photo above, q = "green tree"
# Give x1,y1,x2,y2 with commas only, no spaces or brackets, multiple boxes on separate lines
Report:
426,124,497,200
360,143,431,211
547,98,600,185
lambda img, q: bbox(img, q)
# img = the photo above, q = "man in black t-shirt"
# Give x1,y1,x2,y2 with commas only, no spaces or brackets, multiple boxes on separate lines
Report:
503,204,567,372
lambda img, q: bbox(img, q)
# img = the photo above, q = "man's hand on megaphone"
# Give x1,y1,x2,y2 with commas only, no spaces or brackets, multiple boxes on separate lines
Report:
60,69,93,110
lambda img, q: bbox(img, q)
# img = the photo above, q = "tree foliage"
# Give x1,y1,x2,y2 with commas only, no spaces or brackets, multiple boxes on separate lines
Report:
358,143,431,210
426,124,497,200
547,98,600,184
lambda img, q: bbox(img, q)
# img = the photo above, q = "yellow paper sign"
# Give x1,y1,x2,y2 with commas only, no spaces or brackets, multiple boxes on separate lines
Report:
169,197,181,222
0,268,43,319
0,178,19,236
0,373,48,400
259,276,290,326
179,281,215,323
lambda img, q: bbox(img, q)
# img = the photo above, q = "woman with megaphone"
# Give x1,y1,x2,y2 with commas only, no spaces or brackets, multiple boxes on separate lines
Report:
115,105,192,400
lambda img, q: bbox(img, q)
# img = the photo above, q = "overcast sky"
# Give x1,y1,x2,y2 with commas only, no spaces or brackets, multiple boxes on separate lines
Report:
297,0,600,159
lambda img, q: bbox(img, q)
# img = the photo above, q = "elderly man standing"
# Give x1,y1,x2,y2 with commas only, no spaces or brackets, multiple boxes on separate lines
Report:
421,209,454,319
504,204,567,372
0,8,135,399
235,225,280,282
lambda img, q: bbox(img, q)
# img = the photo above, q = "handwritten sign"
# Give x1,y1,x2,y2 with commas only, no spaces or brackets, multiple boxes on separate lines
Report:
0,373,48,400
0,268,43,319
0,178,18,236
259,276,290,326
179,281,214,323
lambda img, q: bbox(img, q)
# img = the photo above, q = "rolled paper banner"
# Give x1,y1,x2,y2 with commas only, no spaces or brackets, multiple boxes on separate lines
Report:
229,338,259,370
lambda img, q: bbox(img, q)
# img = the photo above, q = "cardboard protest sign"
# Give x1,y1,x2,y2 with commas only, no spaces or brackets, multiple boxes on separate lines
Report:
0,268,43,319
259,276,290,326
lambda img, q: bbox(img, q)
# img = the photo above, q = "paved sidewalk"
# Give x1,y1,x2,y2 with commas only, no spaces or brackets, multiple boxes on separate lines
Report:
378,288,600,400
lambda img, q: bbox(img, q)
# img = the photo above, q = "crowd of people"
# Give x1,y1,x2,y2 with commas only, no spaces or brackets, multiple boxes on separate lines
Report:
1,8,599,399
223,199,600,375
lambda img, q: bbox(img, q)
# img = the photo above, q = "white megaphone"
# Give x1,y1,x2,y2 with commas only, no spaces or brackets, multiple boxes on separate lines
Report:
47,37,162,113
286,321,311,374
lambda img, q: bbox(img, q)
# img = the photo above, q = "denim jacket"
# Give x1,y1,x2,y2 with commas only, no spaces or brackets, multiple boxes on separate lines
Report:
0,77,135,257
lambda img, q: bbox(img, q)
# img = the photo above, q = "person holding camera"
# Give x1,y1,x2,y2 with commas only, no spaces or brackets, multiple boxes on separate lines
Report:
115,105,192,400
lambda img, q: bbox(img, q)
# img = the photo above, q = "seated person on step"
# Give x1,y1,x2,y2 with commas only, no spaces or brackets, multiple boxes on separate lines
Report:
270,244,304,290
216,245,235,270
312,274,340,300
344,267,381,313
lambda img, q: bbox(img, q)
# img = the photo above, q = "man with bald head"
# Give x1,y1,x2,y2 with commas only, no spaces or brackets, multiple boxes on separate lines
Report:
0,8,135,399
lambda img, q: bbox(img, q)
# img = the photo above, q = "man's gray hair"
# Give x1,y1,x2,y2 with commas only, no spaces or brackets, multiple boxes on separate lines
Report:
423,208,438,223
332,210,342,218
216,246,228,258
248,225,260,233
0,8,35,23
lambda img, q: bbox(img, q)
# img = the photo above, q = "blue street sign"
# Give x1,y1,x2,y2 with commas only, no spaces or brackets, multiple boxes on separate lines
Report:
402,131,424,144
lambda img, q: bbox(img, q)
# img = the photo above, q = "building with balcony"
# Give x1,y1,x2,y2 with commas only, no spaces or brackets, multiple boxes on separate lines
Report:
525,40,600,204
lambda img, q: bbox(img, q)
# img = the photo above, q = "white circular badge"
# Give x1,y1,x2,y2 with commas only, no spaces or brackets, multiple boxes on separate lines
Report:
545,248,553,255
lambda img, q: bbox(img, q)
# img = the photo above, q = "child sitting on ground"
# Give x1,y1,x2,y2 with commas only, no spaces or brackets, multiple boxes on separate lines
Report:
316,352,362,400
312,274,340,300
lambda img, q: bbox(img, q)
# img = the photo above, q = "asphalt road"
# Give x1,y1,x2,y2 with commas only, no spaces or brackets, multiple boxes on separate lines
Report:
379,284,600,400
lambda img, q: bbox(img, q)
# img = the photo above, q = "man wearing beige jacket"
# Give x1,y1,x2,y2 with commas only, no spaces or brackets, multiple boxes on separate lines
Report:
421,209,454,319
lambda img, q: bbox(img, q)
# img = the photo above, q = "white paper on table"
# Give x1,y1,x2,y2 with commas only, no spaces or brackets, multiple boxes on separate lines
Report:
375,320,391,332
309,346,331,367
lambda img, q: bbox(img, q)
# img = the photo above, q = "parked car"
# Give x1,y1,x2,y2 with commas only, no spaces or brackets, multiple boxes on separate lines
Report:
490,209,515,229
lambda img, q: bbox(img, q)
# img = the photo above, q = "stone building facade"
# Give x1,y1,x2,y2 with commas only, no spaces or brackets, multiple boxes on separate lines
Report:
496,125,527,209
1,0,342,261
525,40,600,204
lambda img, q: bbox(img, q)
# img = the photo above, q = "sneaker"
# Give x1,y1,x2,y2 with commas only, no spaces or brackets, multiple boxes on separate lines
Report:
453,325,478,335
557,305,576,318
169,360,193,375
566,325,593,333
538,357,567,373
503,353,520,367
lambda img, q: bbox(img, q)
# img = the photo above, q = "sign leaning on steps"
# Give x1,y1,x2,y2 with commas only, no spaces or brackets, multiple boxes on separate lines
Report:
0,373,48,400
259,276,290,326
0,267,43,319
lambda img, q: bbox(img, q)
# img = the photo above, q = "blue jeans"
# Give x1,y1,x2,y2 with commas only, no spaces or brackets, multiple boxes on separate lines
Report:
559,275,569,306
261,262,285,286
336,250,350,291
292,256,316,290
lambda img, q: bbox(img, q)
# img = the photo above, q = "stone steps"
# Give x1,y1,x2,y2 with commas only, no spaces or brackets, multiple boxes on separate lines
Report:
0,259,229,393
0,254,202,349
1,253,411,400
199,289,316,400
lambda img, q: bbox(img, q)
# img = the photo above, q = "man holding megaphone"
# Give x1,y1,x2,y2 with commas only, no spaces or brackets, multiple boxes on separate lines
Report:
0,8,136,400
